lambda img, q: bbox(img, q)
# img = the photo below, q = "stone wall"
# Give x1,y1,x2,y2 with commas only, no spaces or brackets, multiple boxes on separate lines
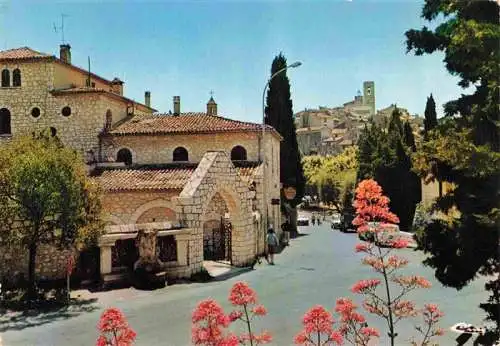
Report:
101,190,179,225
0,244,76,283
0,60,153,158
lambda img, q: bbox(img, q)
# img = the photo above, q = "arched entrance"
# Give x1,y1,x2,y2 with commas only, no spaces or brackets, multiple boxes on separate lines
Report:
202,192,232,263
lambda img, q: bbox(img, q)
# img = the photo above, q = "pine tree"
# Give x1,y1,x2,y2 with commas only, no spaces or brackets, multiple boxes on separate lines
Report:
423,94,437,137
406,0,500,333
265,53,305,210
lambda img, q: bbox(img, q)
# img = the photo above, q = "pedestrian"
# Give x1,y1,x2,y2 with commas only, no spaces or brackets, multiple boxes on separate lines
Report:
281,219,291,246
312,213,316,225
266,225,279,265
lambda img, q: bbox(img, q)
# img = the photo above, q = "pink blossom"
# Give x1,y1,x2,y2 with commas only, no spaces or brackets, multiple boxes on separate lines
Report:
252,305,267,316
96,308,136,346
360,327,380,337
229,281,257,306
228,310,243,322
355,243,370,253
329,331,344,345
302,305,334,334
351,279,381,294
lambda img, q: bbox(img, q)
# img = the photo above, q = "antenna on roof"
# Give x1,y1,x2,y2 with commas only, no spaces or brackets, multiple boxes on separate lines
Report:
53,14,69,44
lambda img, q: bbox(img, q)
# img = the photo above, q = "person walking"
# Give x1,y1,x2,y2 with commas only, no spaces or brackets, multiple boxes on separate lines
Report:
281,220,291,247
266,225,279,265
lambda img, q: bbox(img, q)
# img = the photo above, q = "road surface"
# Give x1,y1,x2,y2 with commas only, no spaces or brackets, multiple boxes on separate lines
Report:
0,220,489,345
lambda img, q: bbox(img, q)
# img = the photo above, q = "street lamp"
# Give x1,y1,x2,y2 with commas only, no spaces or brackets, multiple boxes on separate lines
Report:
260,61,302,245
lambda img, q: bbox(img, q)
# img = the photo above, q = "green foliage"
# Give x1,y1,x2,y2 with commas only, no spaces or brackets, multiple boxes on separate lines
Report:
356,109,422,232
423,94,437,136
0,134,103,293
302,146,358,213
406,0,500,331
265,53,305,208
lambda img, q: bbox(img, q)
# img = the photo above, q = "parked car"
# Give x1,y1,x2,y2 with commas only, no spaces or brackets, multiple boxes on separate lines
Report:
297,215,310,226
340,212,356,233
331,214,342,229
357,223,417,248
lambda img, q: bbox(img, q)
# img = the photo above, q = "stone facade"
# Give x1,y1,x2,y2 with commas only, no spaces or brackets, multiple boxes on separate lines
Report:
0,46,282,284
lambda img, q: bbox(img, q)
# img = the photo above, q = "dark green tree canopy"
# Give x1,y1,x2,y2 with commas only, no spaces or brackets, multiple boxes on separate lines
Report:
265,53,305,208
423,94,437,135
406,0,500,331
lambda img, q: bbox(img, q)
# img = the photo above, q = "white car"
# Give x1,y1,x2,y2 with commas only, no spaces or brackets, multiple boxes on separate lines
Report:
297,215,310,226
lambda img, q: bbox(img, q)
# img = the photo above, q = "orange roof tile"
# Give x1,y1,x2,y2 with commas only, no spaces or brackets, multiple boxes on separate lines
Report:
95,163,261,192
0,47,51,60
109,113,278,137
95,167,195,191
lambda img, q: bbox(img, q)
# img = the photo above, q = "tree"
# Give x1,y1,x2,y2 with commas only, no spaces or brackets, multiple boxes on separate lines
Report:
0,134,103,298
403,121,416,153
406,0,500,334
265,53,305,210
423,94,437,137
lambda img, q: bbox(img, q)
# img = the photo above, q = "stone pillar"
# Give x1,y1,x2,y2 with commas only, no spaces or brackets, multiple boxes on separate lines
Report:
100,246,112,275
175,233,190,266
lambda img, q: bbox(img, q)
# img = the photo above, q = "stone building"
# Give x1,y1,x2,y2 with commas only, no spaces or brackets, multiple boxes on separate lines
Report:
0,45,282,285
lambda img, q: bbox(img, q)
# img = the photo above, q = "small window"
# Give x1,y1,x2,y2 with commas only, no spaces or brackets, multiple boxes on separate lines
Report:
1,69,10,87
61,106,71,117
105,109,112,131
117,148,133,165
49,127,57,137
0,108,11,134
12,69,21,87
31,107,41,118
230,145,247,161
173,147,188,162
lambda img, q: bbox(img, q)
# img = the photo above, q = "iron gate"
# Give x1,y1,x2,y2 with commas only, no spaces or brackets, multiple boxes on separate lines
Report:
204,218,232,263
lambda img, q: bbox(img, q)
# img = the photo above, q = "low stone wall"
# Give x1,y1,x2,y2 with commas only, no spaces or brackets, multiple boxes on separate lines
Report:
0,244,75,285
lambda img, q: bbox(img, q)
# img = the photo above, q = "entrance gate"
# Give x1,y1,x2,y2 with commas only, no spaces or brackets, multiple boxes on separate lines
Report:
203,218,232,263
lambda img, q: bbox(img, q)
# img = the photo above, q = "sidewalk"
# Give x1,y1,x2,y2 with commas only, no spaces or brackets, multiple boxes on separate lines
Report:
203,261,253,281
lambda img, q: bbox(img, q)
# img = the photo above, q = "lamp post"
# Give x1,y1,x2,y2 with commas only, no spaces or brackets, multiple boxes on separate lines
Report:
260,61,301,251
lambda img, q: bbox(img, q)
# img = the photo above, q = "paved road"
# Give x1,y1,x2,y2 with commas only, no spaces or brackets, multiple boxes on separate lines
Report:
0,221,489,345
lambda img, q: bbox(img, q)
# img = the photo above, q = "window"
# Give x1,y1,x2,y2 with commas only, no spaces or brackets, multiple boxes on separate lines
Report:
61,106,71,117
1,69,10,87
31,107,41,118
230,145,247,161
0,108,11,134
49,127,57,137
173,147,188,162
117,148,133,165
105,110,112,131
12,69,21,87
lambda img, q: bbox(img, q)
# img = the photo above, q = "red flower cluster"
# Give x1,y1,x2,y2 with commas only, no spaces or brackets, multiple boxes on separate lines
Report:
352,179,399,232
294,305,343,345
412,303,445,345
229,281,257,306
351,279,381,294
96,308,136,346
192,299,236,346
334,298,378,346
392,275,432,289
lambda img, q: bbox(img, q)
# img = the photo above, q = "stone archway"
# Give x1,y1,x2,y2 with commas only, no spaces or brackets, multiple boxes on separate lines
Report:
130,199,177,224
177,151,254,274
202,192,231,262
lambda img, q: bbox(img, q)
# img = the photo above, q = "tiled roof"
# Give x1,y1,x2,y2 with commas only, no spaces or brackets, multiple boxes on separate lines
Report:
109,113,278,137
0,47,51,60
95,167,196,191
51,87,156,111
95,163,262,192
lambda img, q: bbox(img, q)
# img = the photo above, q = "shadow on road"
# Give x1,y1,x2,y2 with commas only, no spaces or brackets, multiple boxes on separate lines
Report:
0,297,98,332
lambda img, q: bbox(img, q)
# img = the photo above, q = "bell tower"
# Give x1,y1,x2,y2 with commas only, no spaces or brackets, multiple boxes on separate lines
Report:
206,91,217,116
363,81,375,116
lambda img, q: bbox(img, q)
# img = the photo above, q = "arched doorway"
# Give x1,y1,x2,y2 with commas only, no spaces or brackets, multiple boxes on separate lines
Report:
0,108,11,135
202,193,232,263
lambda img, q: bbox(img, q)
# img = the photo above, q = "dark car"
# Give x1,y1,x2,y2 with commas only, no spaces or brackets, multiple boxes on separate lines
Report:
340,212,356,233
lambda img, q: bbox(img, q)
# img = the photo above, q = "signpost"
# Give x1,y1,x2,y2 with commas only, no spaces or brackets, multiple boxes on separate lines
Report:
283,187,297,200
66,255,74,304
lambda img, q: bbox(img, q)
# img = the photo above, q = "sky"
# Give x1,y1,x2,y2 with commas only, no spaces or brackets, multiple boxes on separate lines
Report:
0,0,465,123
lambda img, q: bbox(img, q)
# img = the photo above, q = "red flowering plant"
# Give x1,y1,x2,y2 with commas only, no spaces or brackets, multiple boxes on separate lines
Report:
228,282,272,345
96,308,136,346
351,179,443,346
294,305,343,346
334,297,378,346
411,304,445,346
192,282,271,346
192,299,238,346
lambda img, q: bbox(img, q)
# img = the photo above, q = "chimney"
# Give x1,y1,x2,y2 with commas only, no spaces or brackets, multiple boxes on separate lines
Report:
173,96,180,116
59,44,71,64
145,91,151,108
207,96,217,116
110,77,124,96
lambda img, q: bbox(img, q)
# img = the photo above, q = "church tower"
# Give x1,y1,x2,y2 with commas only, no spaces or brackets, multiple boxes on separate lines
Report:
207,95,217,116
363,81,375,116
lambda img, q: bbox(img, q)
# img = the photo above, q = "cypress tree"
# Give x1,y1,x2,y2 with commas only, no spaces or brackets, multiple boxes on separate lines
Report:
265,53,305,210
423,94,437,136
403,121,416,152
